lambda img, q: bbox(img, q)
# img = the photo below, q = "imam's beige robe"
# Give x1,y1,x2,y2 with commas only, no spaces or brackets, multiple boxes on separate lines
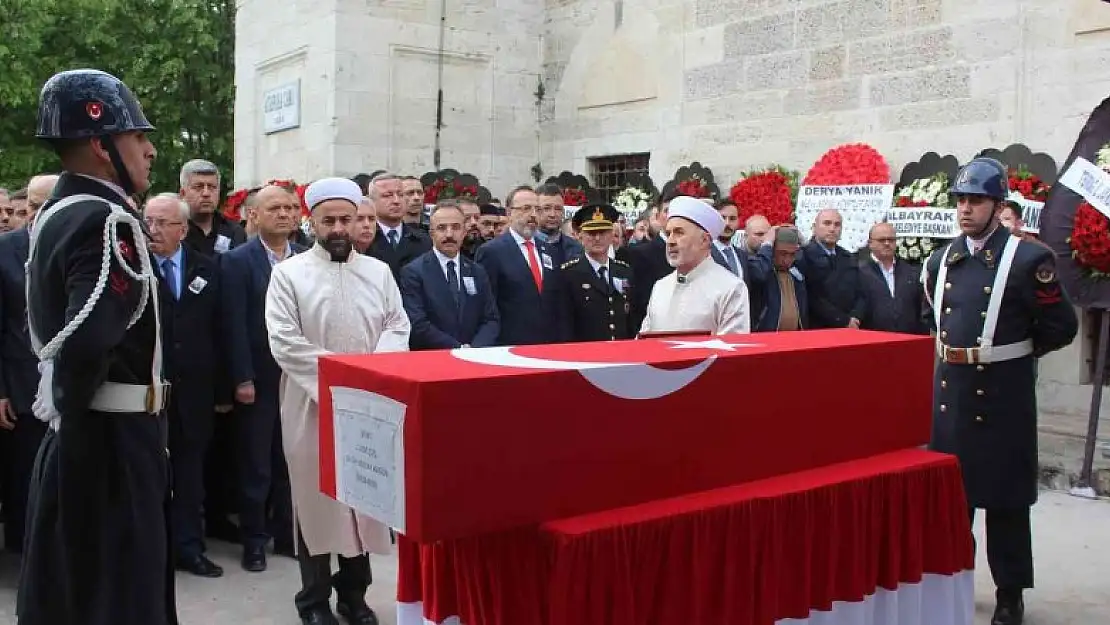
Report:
640,255,751,335
265,245,411,556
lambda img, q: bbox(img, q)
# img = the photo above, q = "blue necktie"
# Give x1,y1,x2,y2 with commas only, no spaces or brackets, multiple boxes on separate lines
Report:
388,230,399,248
162,258,178,299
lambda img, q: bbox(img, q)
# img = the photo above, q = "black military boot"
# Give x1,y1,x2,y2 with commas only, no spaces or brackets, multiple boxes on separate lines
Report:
991,588,1024,625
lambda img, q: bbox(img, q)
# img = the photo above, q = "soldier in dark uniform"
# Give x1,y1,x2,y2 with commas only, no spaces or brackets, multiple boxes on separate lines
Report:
922,157,1078,625
556,204,634,342
18,69,178,625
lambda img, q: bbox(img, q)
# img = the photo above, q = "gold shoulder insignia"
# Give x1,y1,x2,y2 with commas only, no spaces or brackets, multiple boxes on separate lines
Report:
561,257,582,269
612,258,629,267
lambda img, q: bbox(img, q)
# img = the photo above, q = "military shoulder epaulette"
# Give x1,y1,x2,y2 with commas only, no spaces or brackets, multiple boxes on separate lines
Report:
561,257,582,269
612,258,629,267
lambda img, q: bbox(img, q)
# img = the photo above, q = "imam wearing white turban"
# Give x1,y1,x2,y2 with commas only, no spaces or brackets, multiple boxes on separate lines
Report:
639,196,751,336
264,176,410,623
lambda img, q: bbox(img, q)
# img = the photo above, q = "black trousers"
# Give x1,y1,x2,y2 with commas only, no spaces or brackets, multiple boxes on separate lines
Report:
294,528,372,616
168,403,212,560
204,409,239,533
236,382,292,550
1,414,47,552
970,506,1034,591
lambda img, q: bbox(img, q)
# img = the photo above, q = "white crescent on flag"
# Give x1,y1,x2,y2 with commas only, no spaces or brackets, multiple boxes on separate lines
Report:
448,343,729,400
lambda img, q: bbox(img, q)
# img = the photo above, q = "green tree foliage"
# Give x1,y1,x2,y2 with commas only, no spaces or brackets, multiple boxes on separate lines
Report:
0,0,235,195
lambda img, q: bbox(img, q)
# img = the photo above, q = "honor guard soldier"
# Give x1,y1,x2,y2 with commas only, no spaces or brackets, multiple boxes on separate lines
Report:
923,157,1078,625
18,70,178,625
556,204,634,342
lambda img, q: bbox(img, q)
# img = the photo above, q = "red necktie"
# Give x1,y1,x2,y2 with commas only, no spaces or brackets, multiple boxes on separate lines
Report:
524,240,543,291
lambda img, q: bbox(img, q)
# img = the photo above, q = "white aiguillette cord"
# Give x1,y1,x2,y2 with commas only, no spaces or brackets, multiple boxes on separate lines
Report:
26,194,161,430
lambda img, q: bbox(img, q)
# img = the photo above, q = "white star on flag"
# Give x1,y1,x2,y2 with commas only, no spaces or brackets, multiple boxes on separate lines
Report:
664,339,761,351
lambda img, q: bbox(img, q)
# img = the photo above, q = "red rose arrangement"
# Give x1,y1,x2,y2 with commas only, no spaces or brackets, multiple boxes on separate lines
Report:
1007,166,1048,202
677,176,711,198
562,187,588,206
1069,143,1110,278
1071,203,1110,276
728,167,797,226
803,143,891,185
424,178,479,204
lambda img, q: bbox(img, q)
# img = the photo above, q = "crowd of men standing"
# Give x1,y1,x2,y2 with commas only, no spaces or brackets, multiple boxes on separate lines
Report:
0,161,938,577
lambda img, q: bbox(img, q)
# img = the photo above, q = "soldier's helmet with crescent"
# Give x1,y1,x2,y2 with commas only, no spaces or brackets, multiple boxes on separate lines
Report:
35,69,155,141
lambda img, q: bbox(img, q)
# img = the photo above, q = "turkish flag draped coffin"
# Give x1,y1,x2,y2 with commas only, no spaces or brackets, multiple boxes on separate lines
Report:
318,329,933,542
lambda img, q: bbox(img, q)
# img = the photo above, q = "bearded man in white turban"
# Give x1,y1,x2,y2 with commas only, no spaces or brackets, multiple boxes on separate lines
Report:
639,196,751,335
265,177,410,625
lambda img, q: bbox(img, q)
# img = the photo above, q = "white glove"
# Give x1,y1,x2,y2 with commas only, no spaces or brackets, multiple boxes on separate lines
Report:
33,360,61,431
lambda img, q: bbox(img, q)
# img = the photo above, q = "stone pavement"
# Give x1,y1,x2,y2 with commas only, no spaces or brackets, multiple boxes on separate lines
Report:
0,490,1107,624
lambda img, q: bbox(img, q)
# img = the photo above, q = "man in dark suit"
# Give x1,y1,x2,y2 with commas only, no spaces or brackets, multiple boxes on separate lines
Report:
796,208,866,328
144,194,230,578
616,189,679,332
0,174,56,553
367,173,431,280
221,184,304,572
557,204,635,342
713,199,759,316
534,183,584,267
748,226,809,332
180,158,247,257
475,185,564,345
859,222,928,335
401,200,500,350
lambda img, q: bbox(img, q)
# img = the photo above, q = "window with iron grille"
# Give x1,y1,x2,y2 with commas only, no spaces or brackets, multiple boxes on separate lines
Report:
589,153,650,203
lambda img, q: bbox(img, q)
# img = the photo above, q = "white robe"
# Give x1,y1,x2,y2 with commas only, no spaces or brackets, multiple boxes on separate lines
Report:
640,255,751,335
265,245,411,557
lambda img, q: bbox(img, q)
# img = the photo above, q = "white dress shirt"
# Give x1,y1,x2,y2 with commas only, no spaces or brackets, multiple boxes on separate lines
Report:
433,247,463,290
714,241,744,279
877,260,896,297
509,228,548,276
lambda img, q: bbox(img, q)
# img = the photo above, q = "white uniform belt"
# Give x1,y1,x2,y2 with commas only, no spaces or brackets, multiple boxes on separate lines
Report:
935,339,1034,365
90,381,170,414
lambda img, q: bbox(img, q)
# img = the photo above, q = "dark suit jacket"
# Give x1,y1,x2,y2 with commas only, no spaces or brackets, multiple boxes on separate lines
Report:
860,259,928,335
158,244,228,442
400,251,500,350
796,240,866,328
747,244,809,332
616,235,671,333
712,242,760,317
186,212,247,257
474,231,562,345
538,232,584,269
220,237,305,391
369,223,432,281
0,228,38,414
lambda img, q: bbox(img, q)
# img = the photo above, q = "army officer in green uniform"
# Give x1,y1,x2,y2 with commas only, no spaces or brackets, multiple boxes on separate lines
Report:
556,204,634,342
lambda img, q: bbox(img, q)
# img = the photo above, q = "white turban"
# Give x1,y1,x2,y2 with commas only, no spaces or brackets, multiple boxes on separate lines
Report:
304,177,363,211
667,195,724,239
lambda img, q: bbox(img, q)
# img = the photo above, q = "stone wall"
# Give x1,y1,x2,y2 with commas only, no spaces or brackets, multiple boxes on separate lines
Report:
235,0,543,195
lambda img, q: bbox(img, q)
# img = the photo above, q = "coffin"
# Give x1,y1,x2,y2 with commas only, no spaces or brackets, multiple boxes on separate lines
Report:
318,329,933,542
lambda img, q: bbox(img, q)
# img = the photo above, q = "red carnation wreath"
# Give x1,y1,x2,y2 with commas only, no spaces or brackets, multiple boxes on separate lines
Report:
1007,167,1048,202
562,187,588,206
677,176,711,198
221,178,310,222
1069,142,1110,278
803,143,891,185
425,178,479,205
728,167,797,226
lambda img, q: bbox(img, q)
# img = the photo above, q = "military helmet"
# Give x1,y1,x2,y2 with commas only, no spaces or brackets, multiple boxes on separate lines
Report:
949,157,1008,200
35,69,155,141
